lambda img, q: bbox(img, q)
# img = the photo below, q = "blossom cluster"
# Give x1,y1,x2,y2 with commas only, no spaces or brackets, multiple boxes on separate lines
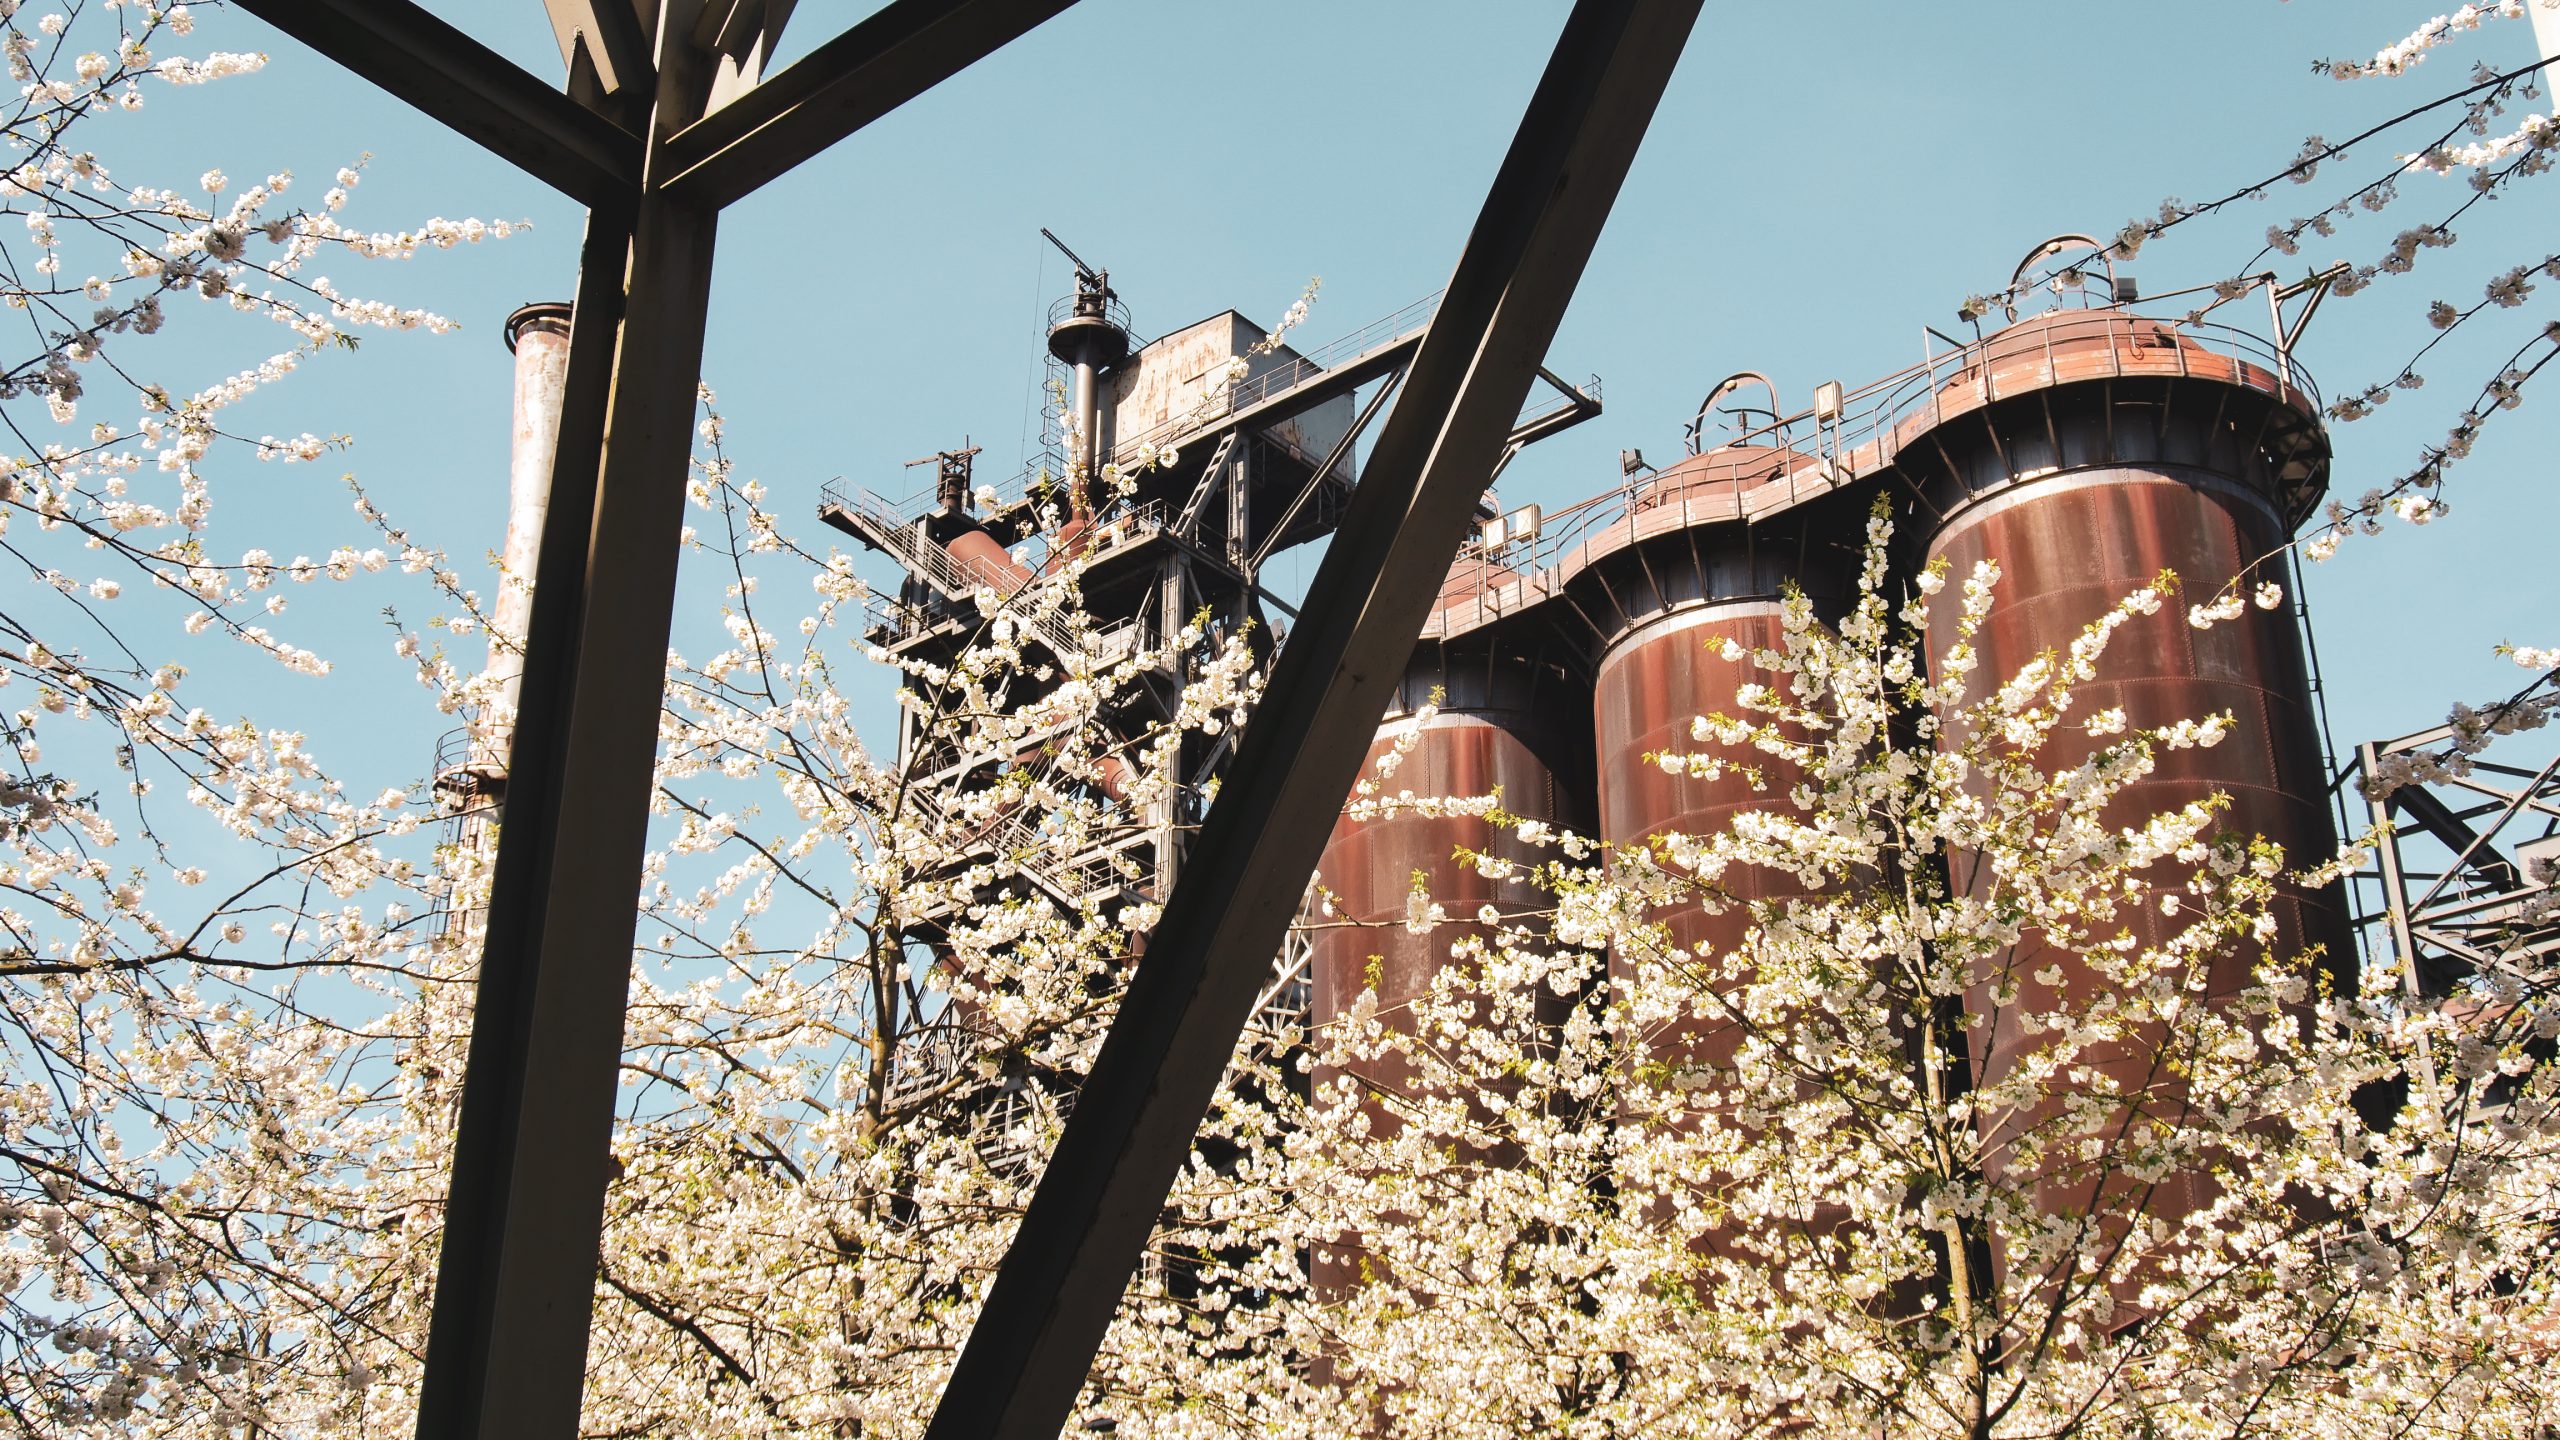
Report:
1214,508,2560,1438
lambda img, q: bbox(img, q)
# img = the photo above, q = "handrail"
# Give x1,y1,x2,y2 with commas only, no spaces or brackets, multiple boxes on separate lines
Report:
859,292,1448,527
1439,304,2324,623
819,480,1090,661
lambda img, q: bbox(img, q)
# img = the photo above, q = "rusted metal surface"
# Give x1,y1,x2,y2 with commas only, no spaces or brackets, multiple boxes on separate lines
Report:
1888,309,2314,462
1306,715,1559,1056
1584,505,1852,1136
944,525,1032,590
1308,702,1577,1294
1927,473,2344,913
1297,299,2341,1316
1577,488,1869,1293
1307,600,1595,1298
1631,441,1817,514
1417,303,2328,649
1594,602,1802,1063
1914,319,2344,1260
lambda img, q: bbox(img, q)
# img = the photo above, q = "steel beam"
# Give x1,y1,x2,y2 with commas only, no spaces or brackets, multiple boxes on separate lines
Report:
1249,364,1404,572
231,0,641,206
2395,785,2523,889
1189,327,1424,458
659,0,1080,208
414,8,722,1438
919,3,1703,1435
412,202,631,1440
456,185,718,1440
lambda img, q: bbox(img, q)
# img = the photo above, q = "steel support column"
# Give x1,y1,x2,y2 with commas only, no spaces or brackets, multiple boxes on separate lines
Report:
413,201,632,1438
438,202,720,1440
413,7,725,1436
414,22,727,1434
920,3,1703,1435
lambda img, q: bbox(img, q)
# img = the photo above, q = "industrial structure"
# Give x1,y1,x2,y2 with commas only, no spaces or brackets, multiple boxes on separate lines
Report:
2345,721,2560,1006
820,244,2361,1290
819,246,1604,1120
440,160,2560,1424
440,101,2396,1407
282,0,2480,1429
1301,279,2353,1247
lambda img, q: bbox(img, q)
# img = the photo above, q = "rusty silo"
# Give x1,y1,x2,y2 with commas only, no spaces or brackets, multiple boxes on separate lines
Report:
1893,305,2340,1237
1302,292,2342,1305
1306,543,1595,1295
1571,441,1858,1092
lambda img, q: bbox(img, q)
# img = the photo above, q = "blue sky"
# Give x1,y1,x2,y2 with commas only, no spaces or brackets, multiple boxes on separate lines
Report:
134,0,2560,795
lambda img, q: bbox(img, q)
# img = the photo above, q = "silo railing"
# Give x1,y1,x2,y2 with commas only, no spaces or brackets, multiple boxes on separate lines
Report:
1430,305,2325,629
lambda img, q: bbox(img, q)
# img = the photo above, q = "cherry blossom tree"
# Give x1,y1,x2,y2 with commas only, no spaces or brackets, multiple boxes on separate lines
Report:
1203,509,2560,1440
0,3,534,1431
1194,17,2560,1428
0,2,1294,1414
8,5,2557,1439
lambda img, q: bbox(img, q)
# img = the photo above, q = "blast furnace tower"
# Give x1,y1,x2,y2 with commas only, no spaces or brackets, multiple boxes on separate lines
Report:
819,250,1603,1145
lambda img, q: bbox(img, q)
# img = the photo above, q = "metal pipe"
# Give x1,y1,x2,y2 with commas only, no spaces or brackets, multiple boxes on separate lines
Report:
1043,274,1124,554
480,302,574,768
1072,355,1101,540
1074,358,1099,475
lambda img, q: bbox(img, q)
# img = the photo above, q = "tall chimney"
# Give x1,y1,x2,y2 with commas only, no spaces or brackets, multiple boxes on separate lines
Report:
1043,255,1129,555
481,301,574,773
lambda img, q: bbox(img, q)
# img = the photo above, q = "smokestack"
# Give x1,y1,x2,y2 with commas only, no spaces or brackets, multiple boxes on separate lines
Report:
481,301,574,773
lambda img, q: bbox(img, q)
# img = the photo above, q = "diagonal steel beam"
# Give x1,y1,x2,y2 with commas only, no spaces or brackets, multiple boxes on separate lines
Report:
2395,784,2523,890
231,0,642,206
1249,363,1404,573
658,0,1080,208
698,0,796,54
451,184,719,1440
920,2,1703,1434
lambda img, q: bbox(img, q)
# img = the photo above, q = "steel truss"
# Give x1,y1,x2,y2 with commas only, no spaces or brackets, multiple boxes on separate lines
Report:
2346,723,2560,1000
821,287,1598,913
820,288,1594,1190
230,3,1701,1437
